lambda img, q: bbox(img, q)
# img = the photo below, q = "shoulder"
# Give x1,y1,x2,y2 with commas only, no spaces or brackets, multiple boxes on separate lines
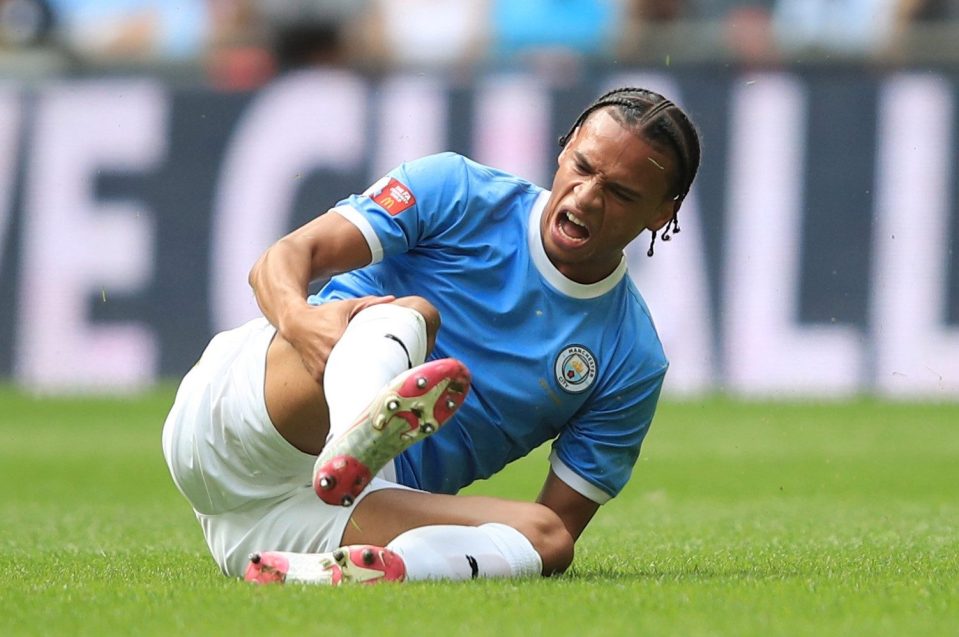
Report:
401,152,534,193
400,152,474,182
608,281,669,381
394,153,541,224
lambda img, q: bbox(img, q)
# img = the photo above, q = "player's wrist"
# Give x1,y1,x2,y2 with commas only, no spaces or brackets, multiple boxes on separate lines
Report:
275,299,313,343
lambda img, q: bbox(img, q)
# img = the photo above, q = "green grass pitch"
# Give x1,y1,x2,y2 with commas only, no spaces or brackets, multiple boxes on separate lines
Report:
0,386,956,636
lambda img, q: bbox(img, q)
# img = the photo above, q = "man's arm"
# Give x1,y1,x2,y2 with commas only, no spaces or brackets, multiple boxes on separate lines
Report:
249,210,393,381
536,469,601,541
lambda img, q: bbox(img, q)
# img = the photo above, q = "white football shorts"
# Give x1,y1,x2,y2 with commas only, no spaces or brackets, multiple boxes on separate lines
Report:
161,318,408,577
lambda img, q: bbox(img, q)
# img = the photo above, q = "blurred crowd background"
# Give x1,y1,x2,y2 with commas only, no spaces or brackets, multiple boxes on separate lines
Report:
2,0,959,88
2,1,957,398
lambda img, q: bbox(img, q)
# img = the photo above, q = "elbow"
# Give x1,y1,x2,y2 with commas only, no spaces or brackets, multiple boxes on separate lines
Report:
518,504,576,576
248,237,289,291
248,251,265,290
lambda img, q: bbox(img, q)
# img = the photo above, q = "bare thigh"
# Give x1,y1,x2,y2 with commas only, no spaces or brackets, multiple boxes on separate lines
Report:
263,333,330,455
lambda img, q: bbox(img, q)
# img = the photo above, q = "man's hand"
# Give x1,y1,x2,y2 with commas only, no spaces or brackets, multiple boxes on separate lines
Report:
278,295,396,383
248,210,388,383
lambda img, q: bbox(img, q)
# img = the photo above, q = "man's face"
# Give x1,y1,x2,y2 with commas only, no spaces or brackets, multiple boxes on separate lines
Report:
541,109,678,284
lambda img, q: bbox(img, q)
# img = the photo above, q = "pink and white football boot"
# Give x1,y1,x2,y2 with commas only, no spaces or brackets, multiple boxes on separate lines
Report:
313,358,471,507
244,545,406,585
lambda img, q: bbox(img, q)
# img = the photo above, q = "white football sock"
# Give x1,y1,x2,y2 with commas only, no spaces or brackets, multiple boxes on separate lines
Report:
386,523,543,581
323,304,428,443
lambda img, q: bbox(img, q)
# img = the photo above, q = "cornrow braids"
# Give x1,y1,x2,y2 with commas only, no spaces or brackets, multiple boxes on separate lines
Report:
560,87,702,256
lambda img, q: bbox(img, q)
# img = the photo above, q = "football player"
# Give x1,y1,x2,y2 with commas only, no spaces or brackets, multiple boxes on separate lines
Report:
162,87,701,584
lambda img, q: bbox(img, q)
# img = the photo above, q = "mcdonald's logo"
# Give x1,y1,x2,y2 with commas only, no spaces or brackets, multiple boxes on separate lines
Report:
371,177,416,215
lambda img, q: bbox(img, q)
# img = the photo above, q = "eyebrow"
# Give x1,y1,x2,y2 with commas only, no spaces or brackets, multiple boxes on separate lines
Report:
573,151,643,201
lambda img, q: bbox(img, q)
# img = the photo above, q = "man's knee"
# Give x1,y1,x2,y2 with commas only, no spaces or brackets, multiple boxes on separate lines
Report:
392,296,441,348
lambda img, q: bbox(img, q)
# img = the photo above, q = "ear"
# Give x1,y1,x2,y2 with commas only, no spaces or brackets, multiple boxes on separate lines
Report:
646,198,680,232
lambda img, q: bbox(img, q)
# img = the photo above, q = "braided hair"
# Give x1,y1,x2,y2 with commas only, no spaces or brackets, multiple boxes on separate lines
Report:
559,87,702,256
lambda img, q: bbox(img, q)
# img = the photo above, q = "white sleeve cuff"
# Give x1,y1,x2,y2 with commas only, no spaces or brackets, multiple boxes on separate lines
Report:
548,450,612,504
330,205,384,264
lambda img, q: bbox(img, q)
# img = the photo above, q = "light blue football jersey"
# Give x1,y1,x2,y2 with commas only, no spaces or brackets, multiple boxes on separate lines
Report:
308,152,667,504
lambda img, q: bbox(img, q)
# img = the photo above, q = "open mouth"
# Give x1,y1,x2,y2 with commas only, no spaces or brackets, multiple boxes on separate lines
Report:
557,210,590,242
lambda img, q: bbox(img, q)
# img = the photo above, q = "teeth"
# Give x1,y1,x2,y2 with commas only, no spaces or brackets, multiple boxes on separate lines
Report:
565,211,587,228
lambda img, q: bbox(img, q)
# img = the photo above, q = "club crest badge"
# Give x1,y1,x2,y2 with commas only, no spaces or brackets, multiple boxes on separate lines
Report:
554,345,597,394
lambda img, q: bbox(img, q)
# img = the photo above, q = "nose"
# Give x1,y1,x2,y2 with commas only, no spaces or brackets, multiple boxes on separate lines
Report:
573,177,603,213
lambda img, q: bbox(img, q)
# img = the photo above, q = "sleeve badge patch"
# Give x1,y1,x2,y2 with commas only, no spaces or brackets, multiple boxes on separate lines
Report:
367,176,416,216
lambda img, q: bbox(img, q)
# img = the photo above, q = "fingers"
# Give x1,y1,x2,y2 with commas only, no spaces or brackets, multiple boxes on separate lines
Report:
347,295,396,320
287,296,396,383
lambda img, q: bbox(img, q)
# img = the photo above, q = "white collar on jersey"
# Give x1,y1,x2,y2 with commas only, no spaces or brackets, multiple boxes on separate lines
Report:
527,189,627,300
